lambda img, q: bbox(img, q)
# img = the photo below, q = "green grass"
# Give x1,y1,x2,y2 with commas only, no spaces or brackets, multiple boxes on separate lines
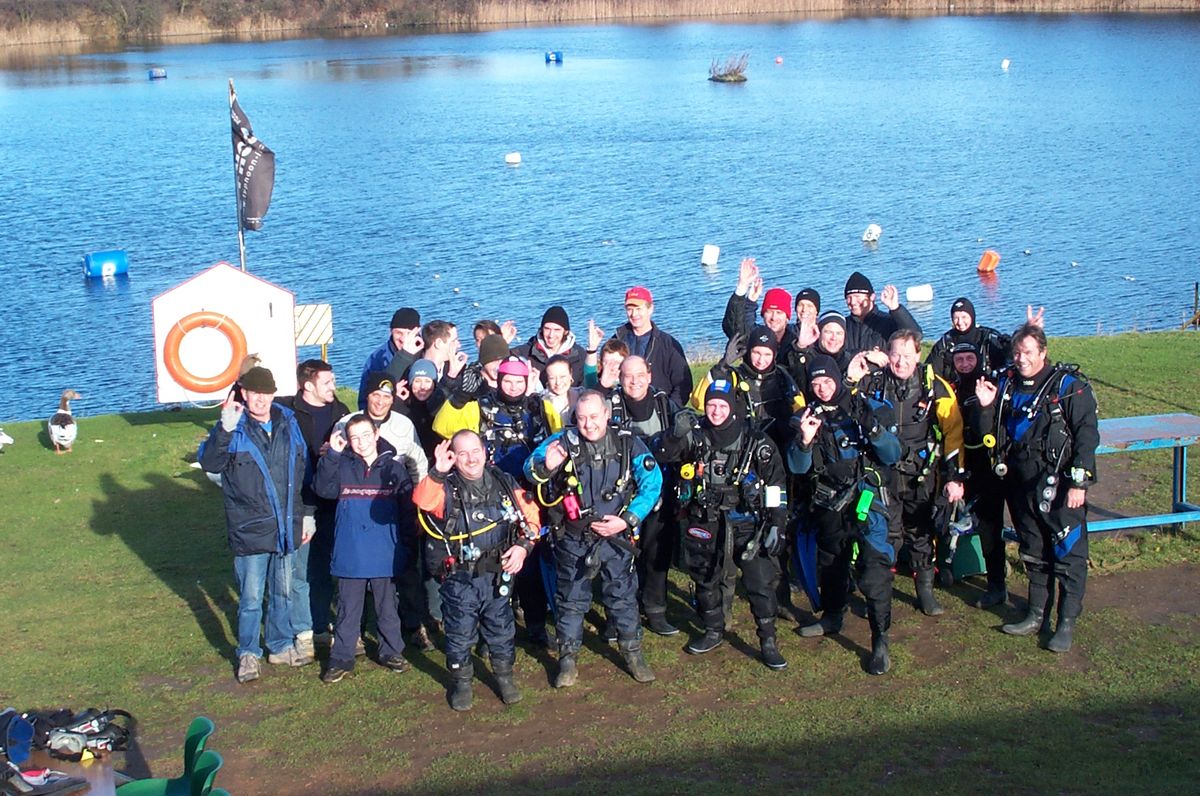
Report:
2,332,1199,794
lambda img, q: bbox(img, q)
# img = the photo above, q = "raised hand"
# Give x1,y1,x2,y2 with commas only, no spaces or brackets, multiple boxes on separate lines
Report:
329,428,347,453
797,318,819,348
588,319,605,352
543,439,568,472
395,379,411,401
401,329,424,355
447,350,468,378
880,285,900,311
737,257,758,292
797,408,823,445
500,320,519,344
748,276,764,303
846,352,871,383
432,438,456,473
1026,305,1045,329
975,378,998,407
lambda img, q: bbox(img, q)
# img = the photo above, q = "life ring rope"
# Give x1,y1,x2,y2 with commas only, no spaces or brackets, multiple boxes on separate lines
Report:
162,311,249,394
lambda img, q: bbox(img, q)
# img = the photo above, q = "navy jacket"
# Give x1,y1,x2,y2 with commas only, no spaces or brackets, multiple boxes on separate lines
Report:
357,337,397,410
312,439,414,579
844,306,921,356
199,405,309,557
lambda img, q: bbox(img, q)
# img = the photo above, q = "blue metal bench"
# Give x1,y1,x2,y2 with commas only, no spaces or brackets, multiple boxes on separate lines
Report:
1090,413,1200,532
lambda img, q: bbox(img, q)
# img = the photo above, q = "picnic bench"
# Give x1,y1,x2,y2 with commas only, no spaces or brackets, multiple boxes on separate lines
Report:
1090,413,1200,532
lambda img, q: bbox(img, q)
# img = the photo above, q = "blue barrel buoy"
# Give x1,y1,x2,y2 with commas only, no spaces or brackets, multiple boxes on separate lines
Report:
83,250,129,278
544,51,563,64
148,67,167,80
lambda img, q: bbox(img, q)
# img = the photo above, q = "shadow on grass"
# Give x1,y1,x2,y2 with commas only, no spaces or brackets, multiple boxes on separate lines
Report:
393,690,1200,795
90,471,237,659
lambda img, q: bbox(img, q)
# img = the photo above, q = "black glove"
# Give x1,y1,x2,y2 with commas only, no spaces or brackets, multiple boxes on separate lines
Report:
723,332,746,367
673,410,699,438
762,524,785,558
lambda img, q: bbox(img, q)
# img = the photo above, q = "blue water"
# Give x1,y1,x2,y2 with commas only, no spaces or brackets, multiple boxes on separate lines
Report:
1,14,1198,421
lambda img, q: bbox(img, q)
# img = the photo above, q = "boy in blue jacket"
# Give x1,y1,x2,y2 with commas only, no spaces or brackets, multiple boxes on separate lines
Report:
313,414,413,683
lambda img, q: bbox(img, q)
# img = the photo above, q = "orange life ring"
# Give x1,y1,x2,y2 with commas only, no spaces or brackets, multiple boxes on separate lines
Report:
163,311,248,393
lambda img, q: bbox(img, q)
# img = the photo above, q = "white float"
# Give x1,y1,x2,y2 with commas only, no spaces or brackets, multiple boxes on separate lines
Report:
905,284,934,303
862,223,883,243
1001,59,1011,71
504,152,522,166
701,244,720,266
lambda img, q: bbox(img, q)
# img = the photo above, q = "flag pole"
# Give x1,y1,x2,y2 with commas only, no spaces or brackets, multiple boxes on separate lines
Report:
229,78,247,272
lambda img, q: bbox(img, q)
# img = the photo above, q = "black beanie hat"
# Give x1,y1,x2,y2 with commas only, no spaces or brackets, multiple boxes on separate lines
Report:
795,288,821,313
817,310,846,331
240,366,277,394
747,325,778,354
541,305,570,332
844,271,873,297
478,334,510,365
950,297,976,325
390,307,420,330
807,354,842,384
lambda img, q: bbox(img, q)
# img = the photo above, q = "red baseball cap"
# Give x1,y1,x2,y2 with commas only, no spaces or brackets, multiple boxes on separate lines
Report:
625,286,653,305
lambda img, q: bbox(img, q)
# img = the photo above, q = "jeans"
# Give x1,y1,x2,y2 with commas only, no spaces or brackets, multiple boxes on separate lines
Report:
289,541,313,636
233,552,297,658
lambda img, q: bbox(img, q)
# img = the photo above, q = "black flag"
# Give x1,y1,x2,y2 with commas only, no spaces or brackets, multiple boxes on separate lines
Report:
230,87,275,231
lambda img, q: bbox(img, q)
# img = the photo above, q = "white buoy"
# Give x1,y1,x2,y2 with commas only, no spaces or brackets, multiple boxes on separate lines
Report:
1071,261,1079,267
1123,275,1136,282
453,287,461,293
433,273,440,279
701,244,720,266
862,223,883,243
1001,59,1011,71
906,284,934,303
504,152,522,166
472,301,481,308
1023,249,1032,255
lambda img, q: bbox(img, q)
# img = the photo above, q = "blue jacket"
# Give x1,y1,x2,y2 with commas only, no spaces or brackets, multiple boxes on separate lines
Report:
357,337,397,410
312,440,413,579
199,405,309,557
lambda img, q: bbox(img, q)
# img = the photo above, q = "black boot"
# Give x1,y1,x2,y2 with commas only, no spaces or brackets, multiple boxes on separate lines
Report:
975,585,1008,609
867,632,890,676
618,638,656,683
799,611,844,638
491,657,522,705
686,610,725,654
645,612,680,637
1046,616,1076,653
447,660,473,711
554,648,578,689
757,618,787,670
915,569,944,616
1002,607,1045,636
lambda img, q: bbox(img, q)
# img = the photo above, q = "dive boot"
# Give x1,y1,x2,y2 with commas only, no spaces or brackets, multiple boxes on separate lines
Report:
686,609,725,654
645,612,680,637
491,658,522,705
1046,616,1076,653
448,660,473,712
1001,607,1045,637
799,613,844,638
554,651,578,689
867,632,891,676
915,570,944,616
759,636,787,670
618,639,656,683
975,586,1008,609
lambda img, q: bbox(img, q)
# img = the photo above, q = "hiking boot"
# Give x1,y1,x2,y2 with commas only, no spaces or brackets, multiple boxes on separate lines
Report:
799,614,843,638
236,653,260,684
380,655,410,673
867,632,891,676
554,653,578,689
491,658,522,705
409,626,435,653
448,661,473,711
1046,616,1076,653
295,632,315,660
975,586,1008,610
312,631,333,647
321,665,350,684
1002,607,1045,637
355,636,367,657
686,629,724,655
645,612,680,637
618,639,656,683
760,636,788,671
916,570,944,617
267,645,312,667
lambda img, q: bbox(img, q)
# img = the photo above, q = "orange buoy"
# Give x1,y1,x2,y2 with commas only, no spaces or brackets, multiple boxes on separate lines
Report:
162,311,249,393
775,56,783,65
976,249,1000,273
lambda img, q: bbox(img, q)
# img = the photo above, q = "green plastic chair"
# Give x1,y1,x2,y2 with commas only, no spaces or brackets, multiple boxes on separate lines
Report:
117,716,215,796
190,750,223,796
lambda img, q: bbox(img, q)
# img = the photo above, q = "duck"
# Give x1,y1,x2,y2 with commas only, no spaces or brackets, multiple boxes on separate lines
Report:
48,389,82,454
0,428,12,452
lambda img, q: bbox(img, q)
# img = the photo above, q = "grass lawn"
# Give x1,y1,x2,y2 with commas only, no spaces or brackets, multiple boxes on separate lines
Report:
1,331,1198,794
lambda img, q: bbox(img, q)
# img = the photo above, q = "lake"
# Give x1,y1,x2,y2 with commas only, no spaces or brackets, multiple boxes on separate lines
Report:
1,13,1198,421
